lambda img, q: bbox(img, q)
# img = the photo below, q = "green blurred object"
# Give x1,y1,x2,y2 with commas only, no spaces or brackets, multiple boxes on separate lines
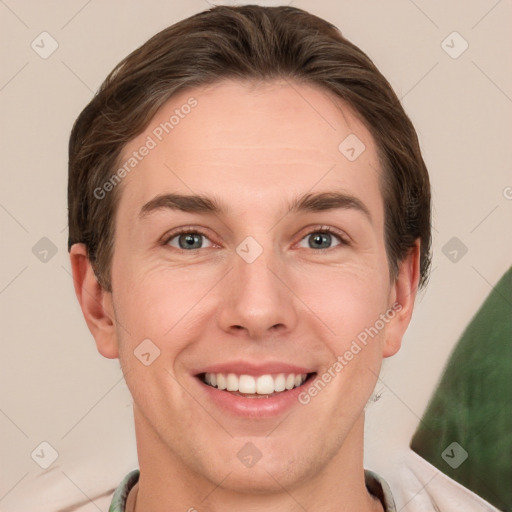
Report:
411,266,512,511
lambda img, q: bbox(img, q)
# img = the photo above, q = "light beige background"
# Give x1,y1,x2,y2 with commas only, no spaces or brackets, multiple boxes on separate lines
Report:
1,1,511,510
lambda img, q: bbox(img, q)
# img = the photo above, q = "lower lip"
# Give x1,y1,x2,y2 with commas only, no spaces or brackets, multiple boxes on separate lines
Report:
195,375,315,418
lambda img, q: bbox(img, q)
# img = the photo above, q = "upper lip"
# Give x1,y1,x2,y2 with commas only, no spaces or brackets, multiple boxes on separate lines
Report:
193,361,316,377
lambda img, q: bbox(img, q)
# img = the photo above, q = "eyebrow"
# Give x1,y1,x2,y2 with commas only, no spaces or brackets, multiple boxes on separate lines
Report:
139,191,372,222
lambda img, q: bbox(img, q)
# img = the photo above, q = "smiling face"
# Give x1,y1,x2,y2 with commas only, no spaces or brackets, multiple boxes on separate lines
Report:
75,79,418,499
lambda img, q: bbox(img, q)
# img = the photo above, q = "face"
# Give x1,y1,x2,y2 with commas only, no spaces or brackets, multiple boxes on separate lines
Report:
86,79,416,492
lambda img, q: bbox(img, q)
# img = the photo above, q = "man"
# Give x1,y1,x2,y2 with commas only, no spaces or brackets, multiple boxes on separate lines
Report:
68,5,431,511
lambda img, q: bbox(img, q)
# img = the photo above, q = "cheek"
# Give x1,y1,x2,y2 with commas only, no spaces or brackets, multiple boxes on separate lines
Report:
113,259,217,349
292,263,391,408
297,269,389,421
292,262,390,335
110,264,204,415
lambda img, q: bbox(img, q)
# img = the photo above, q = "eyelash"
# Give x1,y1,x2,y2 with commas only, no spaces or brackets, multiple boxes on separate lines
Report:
161,225,350,251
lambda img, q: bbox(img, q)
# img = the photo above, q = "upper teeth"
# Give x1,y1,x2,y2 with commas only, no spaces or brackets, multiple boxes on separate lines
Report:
203,373,308,394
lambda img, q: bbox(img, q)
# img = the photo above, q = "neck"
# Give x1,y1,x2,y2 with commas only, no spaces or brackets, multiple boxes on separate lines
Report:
132,410,383,512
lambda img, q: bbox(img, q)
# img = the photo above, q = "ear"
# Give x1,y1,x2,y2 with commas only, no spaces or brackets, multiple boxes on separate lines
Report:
382,240,421,358
69,243,119,359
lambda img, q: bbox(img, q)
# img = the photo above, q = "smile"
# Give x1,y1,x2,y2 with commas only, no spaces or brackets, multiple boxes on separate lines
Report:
193,362,317,416
200,372,312,397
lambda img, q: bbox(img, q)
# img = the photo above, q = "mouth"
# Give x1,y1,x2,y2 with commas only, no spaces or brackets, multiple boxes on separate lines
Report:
192,361,318,417
197,371,317,398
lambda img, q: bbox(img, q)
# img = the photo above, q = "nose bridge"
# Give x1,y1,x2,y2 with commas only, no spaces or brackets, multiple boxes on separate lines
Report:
217,234,297,338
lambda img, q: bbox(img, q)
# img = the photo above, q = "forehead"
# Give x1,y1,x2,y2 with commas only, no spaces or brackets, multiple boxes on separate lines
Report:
116,79,383,221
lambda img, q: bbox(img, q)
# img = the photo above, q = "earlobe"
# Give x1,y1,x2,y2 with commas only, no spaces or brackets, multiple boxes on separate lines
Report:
382,241,421,358
69,243,119,359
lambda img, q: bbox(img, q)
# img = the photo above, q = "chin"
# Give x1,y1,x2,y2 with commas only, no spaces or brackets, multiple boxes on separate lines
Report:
198,440,319,495
216,463,303,495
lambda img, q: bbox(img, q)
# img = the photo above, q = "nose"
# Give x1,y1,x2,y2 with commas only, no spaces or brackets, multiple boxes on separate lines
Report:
216,241,298,340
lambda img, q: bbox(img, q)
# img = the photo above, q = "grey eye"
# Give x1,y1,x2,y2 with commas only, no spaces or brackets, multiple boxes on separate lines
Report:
167,232,213,250
298,231,342,250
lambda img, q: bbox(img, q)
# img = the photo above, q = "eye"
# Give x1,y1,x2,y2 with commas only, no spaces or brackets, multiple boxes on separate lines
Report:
162,226,348,252
164,230,214,250
297,227,347,250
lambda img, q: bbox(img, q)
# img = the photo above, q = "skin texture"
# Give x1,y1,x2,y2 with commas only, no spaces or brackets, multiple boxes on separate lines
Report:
70,79,420,512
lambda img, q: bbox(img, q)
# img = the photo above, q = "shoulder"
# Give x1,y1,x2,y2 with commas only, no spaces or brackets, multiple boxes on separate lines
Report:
365,469,397,512
108,469,140,512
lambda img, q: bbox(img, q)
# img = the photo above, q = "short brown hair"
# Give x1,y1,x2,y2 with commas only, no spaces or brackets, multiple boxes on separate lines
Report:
68,5,431,292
